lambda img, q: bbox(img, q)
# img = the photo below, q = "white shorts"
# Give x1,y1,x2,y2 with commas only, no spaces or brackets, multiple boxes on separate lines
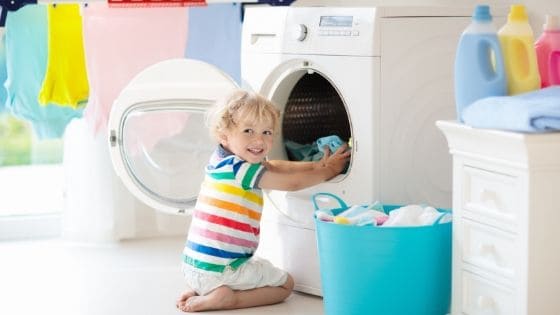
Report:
182,257,288,296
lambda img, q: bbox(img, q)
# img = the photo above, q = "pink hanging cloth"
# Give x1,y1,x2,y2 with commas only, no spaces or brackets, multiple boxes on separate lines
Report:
82,3,188,133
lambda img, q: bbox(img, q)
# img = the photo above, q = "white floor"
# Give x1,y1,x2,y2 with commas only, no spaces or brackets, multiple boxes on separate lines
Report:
0,236,324,315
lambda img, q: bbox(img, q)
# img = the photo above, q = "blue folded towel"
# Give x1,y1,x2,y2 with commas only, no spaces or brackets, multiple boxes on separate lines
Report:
462,86,560,133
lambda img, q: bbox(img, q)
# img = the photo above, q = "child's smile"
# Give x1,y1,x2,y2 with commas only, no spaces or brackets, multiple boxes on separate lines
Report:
247,146,265,155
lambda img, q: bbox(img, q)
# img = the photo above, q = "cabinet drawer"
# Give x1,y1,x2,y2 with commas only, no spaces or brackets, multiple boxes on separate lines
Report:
461,270,516,315
461,166,522,232
461,219,516,279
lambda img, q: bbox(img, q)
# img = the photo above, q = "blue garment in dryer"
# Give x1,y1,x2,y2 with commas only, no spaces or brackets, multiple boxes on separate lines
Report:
316,135,344,154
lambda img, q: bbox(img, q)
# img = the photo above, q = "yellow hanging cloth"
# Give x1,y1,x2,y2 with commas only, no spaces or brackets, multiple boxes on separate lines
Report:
38,4,89,108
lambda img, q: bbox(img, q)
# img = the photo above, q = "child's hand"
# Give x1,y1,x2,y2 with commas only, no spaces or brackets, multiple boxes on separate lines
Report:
317,143,351,179
259,144,350,191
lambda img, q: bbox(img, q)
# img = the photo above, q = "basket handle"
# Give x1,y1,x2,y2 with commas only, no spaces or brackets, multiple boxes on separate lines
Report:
312,192,348,212
432,209,452,225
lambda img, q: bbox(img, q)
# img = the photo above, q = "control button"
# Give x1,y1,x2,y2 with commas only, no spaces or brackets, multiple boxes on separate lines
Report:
291,24,308,41
318,29,360,37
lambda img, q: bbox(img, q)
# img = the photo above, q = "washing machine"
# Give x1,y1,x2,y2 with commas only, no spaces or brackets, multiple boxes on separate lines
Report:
241,5,472,295
106,5,472,297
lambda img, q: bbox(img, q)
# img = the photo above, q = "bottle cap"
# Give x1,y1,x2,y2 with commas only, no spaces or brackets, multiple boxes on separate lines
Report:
472,5,492,22
544,15,560,31
508,4,528,22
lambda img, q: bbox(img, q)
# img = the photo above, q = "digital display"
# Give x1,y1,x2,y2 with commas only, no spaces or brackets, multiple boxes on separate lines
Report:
319,16,353,27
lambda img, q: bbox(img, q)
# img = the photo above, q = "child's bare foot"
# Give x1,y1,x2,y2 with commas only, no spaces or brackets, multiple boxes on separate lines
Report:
176,289,197,310
178,286,235,312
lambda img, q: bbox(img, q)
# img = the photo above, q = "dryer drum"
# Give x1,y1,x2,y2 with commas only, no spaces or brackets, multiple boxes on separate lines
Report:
282,73,351,161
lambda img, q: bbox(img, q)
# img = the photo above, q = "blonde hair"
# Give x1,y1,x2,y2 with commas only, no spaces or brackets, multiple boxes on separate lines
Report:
207,90,280,142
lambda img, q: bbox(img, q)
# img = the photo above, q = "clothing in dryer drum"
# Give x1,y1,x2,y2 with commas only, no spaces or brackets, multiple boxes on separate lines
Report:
281,73,351,163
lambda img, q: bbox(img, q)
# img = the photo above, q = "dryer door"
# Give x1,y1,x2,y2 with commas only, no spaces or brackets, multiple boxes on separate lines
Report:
108,59,238,215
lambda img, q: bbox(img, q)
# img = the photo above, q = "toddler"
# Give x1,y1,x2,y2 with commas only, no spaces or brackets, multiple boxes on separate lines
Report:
176,90,350,312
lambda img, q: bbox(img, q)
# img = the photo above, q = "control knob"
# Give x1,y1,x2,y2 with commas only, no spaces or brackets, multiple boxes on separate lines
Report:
292,24,308,41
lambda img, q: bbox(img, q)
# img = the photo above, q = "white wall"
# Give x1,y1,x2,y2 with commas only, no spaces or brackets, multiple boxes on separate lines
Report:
525,0,560,31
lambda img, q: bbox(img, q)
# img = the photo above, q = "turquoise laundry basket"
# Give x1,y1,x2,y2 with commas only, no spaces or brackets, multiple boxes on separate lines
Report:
313,193,451,315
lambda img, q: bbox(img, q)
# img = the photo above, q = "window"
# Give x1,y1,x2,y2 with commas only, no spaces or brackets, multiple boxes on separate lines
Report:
0,112,64,240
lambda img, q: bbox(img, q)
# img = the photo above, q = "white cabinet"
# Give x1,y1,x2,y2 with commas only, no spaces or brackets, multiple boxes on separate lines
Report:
437,121,560,315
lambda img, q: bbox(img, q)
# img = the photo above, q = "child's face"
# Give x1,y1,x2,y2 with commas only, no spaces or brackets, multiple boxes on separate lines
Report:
220,119,275,164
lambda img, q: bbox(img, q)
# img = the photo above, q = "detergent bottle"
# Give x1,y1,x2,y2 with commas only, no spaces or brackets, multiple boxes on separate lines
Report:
535,15,560,87
454,5,506,122
498,4,541,94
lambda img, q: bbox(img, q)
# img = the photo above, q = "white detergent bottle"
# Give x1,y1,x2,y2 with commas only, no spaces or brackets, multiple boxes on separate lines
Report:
454,5,506,122
535,15,560,87
498,4,541,94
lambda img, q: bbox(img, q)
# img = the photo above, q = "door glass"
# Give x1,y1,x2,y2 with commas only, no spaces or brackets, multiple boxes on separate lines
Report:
121,107,214,209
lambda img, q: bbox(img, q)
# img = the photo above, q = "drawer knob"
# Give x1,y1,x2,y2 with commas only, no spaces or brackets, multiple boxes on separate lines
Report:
477,295,495,309
479,243,503,266
480,189,500,208
480,243,496,254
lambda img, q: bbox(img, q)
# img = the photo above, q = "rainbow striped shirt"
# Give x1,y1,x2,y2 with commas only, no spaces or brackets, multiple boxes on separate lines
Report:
182,146,266,273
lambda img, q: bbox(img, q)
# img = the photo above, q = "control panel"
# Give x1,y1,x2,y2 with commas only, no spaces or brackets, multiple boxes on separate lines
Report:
282,7,377,56
318,15,359,37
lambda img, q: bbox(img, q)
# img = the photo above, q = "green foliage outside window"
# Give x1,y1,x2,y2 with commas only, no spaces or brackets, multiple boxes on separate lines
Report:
0,113,63,166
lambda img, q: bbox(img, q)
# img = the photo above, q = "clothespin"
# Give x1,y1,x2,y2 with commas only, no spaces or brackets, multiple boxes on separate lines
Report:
0,0,38,27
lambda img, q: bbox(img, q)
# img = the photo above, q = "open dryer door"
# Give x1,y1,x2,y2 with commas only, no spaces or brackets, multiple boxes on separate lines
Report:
108,59,238,215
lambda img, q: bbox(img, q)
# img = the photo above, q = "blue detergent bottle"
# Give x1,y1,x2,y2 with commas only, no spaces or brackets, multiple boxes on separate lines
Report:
454,5,507,122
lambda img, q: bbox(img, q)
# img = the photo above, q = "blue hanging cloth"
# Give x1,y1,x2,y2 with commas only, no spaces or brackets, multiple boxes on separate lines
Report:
4,5,82,139
186,3,242,84
0,32,8,112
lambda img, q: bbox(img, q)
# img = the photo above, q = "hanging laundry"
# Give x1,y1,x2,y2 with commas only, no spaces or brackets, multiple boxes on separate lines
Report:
186,3,242,83
0,31,8,112
0,0,38,28
4,5,82,139
81,3,188,134
38,4,89,109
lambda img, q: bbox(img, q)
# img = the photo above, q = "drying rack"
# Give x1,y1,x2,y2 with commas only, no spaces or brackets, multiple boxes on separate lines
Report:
0,0,261,27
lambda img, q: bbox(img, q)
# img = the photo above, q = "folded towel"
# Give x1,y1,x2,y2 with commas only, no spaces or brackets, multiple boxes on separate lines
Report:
462,86,560,132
